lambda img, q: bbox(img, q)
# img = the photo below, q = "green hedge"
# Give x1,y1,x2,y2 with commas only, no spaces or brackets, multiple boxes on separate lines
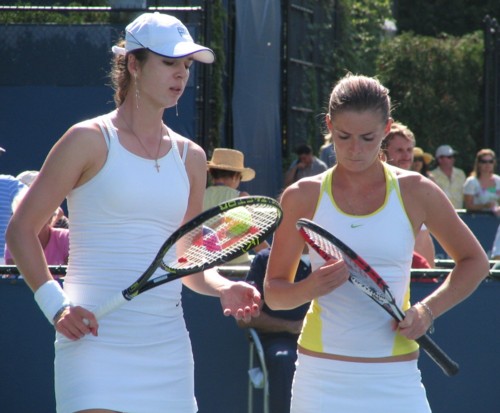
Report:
376,31,484,172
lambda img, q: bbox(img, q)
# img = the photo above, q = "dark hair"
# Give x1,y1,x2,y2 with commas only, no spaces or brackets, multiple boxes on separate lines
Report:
209,169,241,180
417,159,431,177
295,144,313,156
328,74,392,122
110,40,150,107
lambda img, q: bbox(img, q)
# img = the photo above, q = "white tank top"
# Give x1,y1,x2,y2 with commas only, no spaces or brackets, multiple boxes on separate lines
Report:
299,164,419,357
64,113,190,317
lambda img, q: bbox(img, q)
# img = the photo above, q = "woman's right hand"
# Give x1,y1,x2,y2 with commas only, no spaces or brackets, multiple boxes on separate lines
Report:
303,259,349,299
54,305,98,340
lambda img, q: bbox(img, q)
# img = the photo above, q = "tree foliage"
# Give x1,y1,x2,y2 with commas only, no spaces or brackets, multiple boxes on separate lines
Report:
376,31,484,171
333,0,393,76
396,0,500,36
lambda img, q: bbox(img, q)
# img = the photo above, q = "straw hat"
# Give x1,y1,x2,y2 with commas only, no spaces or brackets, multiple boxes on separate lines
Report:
207,148,255,182
413,147,433,165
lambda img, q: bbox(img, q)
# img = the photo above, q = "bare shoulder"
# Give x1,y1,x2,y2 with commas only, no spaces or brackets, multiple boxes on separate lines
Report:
169,130,206,166
394,165,457,228
57,117,107,154
33,116,109,193
393,167,439,198
281,173,324,218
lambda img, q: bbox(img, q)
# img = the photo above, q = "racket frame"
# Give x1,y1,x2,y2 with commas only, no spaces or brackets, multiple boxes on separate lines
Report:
91,196,282,320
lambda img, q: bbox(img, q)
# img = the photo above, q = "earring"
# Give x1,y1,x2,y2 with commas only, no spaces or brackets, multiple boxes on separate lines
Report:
134,73,140,110
175,103,179,117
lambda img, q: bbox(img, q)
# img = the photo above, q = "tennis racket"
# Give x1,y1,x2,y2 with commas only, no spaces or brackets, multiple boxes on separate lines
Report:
296,218,459,377
90,196,282,321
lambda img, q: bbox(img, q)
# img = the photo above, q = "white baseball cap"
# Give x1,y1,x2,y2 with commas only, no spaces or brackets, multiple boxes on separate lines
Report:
112,12,215,64
16,170,39,186
435,144,456,158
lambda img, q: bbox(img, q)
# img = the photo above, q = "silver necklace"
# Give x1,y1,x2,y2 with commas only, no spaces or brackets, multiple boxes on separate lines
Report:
121,115,163,172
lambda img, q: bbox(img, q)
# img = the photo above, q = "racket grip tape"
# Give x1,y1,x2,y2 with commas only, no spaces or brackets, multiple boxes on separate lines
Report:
92,291,129,321
416,334,460,376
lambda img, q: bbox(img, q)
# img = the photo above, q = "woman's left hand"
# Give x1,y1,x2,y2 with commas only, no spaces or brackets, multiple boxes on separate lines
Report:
219,281,261,322
397,303,432,340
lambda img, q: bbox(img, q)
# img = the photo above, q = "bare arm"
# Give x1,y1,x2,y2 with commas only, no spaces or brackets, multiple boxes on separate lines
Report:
7,120,105,292
264,177,349,310
237,310,303,335
398,173,490,339
6,119,106,337
463,194,495,211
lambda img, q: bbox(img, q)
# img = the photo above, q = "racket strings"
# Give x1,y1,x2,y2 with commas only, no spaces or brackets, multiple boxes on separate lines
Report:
166,205,279,270
301,228,343,261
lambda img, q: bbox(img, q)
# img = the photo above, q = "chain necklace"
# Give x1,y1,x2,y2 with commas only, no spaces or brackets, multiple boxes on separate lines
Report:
121,114,163,172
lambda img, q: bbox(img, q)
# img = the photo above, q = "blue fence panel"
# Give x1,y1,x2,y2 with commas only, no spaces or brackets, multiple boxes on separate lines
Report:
1,278,499,413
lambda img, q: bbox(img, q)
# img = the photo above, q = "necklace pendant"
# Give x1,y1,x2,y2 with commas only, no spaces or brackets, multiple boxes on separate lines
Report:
154,161,160,172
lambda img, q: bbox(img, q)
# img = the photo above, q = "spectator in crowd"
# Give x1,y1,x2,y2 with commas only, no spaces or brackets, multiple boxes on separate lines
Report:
381,122,434,268
203,148,269,265
0,147,26,263
4,187,69,265
380,121,415,170
463,148,500,215
265,73,489,413
430,145,466,209
319,133,336,168
411,147,435,181
203,148,254,209
237,247,311,413
284,143,327,187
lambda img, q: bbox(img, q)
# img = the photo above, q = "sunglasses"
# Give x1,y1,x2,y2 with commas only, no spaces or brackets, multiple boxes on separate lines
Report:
439,155,454,159
478,159,495,164
413,157,424,162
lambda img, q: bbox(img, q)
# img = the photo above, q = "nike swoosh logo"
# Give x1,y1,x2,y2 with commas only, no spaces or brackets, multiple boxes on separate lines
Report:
350,223,363,228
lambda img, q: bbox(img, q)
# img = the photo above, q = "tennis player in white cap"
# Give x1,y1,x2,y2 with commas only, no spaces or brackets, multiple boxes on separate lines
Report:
7,12,261,413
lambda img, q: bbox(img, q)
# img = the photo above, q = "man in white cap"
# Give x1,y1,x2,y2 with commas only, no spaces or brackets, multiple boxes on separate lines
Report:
430,145,466,208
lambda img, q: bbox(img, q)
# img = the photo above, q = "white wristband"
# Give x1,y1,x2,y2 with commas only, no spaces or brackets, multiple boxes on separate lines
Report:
34,280,72,325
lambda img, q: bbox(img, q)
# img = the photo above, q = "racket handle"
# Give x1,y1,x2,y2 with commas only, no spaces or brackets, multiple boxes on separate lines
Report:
92,291,129,321
416,334,460,376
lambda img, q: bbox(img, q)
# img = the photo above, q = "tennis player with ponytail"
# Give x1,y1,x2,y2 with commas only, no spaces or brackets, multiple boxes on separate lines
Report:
7,13,261,413
265,73,489,412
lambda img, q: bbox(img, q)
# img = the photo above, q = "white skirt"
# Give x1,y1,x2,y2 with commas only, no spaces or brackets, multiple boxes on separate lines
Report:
291,353,431,413
54,304,197,413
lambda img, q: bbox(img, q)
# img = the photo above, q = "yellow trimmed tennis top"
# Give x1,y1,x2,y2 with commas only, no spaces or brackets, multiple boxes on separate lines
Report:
298,164,419,357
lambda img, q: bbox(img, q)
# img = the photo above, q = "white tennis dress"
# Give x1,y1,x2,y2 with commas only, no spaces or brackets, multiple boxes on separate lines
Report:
55,113,197,413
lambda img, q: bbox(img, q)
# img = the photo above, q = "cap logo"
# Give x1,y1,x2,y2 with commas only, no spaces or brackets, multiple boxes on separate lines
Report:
177,26,192,41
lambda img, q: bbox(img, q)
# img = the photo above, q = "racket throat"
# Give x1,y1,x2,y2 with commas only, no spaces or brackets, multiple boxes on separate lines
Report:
123,290,138,301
